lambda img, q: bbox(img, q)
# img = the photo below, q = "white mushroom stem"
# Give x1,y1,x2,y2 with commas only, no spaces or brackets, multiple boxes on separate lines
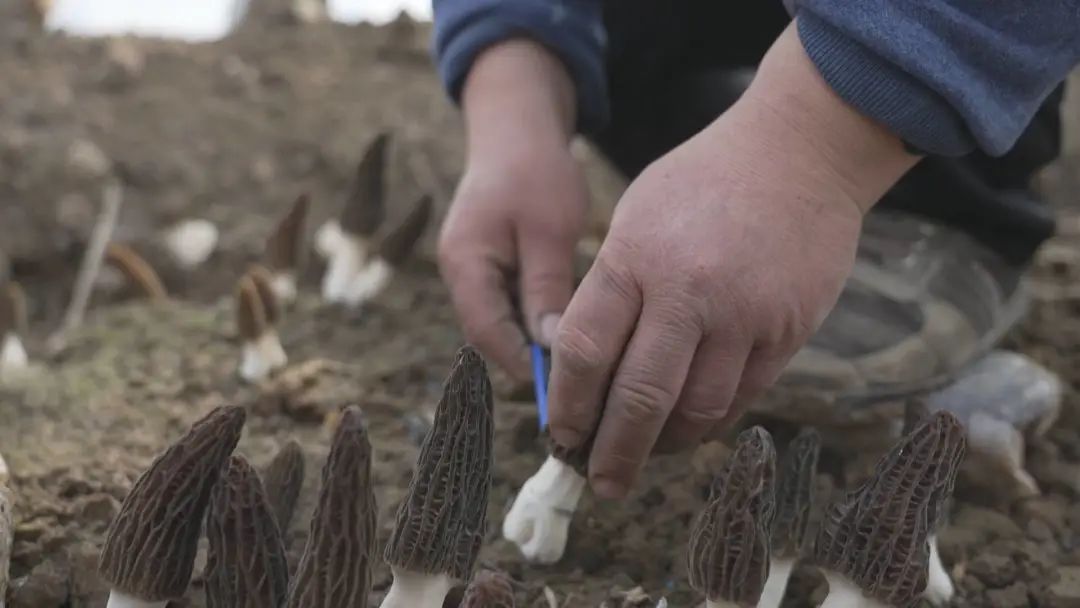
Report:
819,573,887,608
321,233,368,303
314,220,345,259
502,455,586,564
105,590,167,608
270,271,298,305
162,218,218,269
0,333,28,380
379,568,454,608
343,258,393,307
924,535,954,606
239,331,287,383
756,558,795,608
0,452,8,485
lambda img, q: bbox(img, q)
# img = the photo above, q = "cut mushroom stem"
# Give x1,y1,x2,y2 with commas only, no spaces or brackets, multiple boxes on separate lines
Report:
343,194,432,307
262,439,305,536
322,132,390,303
383,345,495,608
265,194,310,304
236,273,287,383
813,411,966,608
104,242,168,300
99,406,246,607
0,282,29,381
502,454,586,565
162,218,219,269
686,426,777,608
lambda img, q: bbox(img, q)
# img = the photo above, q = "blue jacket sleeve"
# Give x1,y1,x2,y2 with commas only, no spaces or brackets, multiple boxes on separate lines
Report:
431,0,609,134
794,1,1080,157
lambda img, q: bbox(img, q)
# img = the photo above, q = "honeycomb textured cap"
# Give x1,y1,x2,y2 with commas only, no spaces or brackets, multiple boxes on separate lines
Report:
266,194,309,272
205,455,289,608
812,411,967,606
287,405,378,608
687,426,777,606
339,132,390,237
384,345,495,581
771,428,821,558
375,194,433,267
246,265,281,326
460,570,516,608
235,276,267,342
99,406,246,601
0,281,27,336
262,440,305,535
104,242,168,300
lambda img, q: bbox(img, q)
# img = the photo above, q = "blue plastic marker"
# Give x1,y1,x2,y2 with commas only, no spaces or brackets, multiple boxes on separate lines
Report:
530,343,551,429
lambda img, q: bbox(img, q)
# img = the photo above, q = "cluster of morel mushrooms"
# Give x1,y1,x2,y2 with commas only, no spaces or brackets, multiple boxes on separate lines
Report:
0,132,972,608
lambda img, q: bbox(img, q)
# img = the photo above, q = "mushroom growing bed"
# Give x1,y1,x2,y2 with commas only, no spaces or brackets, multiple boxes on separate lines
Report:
3,3,1080,607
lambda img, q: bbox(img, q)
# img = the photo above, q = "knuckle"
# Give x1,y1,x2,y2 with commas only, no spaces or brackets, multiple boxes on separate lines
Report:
553,325,604,376
591,255,639,306
611,376,674,424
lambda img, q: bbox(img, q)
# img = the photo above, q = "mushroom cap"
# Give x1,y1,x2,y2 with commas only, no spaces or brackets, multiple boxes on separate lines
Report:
687,426,777,606
771,428,821,558
104,242,168,300
339,132,390,238
235,276,267,342
0,486,12,601
384,345,495,582
287,405,378,608
460,570,516,608
0,281,27,337
205,455,289,608
99,405,246,602
261,440,306,535
812,411,966,606
547,431,594,478
247,265,281,326
374,194,433,267
266,194,309,272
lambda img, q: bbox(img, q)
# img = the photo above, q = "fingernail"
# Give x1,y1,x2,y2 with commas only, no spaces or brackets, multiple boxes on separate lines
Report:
591,476,628,500
537,313,560,347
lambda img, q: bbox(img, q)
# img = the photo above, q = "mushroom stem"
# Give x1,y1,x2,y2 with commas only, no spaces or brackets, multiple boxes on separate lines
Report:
321,235,367,303
925,535,954,605
502,455,586,564
270,271,298,305
0,333,28,378
756,558,795,608
819,573,887,608
240,331,287,383
105,590,167,608
343,258,393,307
380,569,454,608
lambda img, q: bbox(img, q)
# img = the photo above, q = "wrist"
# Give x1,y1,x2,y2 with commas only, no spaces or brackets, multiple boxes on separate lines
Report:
730,23,920,214
461,39,577,160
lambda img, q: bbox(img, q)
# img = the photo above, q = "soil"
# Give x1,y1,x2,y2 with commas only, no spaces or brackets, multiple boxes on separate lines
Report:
1,2,1080,607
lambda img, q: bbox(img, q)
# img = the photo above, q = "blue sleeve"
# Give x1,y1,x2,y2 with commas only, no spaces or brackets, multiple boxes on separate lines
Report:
793,1,1080,157
432,0,609,134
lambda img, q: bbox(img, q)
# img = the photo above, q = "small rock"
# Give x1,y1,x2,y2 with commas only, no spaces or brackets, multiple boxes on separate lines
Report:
104,37,145,83
8,559,70,607
952,506,1025,541
1029,518,1055,542
65,139,112,180
984,583,1031,608
968,553,1018,588
1040,567,1080,608
75,493,118,523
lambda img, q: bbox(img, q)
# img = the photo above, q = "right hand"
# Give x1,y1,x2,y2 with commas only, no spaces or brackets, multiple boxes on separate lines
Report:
437,40,587,381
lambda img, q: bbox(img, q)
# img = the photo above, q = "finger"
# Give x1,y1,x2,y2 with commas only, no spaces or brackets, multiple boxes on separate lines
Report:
518,229,577,347
438,246,531,381
700,344,793,442
548,256,641,448
587,298,700,499
653,332,749,454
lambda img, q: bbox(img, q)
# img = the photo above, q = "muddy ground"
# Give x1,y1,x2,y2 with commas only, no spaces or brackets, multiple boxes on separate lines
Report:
2,2,1080,607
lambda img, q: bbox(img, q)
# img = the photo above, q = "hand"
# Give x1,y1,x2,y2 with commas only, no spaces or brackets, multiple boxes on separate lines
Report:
438,40,586,381
547,23,921,499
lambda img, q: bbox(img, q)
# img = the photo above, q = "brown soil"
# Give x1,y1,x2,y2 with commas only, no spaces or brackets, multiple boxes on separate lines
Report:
2,3,1080,607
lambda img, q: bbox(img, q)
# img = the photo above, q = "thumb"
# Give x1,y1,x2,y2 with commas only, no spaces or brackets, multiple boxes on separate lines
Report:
518,230,577,347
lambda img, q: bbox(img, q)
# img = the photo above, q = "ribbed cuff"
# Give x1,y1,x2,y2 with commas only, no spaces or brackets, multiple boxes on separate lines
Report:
434,2,610,134
797,12,976,157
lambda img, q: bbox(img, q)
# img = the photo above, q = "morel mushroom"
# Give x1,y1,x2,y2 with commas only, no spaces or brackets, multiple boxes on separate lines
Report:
264,194,309,304
99,406,246,608
321,132,390,303
758,428,820,608
812,411,966,608
287,405,377,608
382,345,495,608
460,570,515,608
686,426,777,608
204,455,289,608
262,439,306,536
0,281,29,381
235,273,287,383
162,218,219,269
104,242,168,300
342,194,433,307
0,486,12,608
502,435,591,565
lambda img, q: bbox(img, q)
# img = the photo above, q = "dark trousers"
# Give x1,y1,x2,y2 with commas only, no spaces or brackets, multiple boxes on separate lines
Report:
589,2,1063,266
